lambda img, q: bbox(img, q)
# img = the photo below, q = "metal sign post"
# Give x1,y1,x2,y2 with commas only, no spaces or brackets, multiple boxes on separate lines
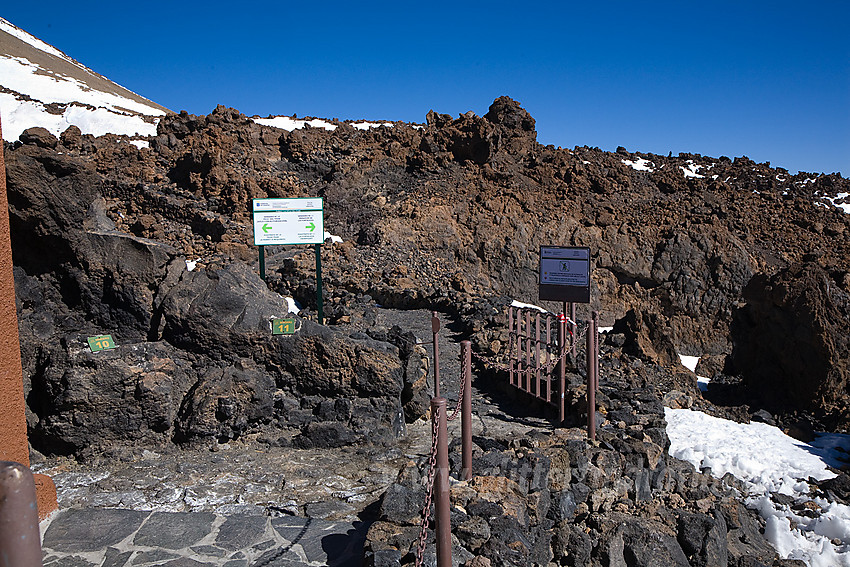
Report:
252,198,325,325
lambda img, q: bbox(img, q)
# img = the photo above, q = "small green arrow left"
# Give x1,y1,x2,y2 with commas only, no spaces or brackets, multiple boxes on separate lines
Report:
262,223,271,233
305,222,315,232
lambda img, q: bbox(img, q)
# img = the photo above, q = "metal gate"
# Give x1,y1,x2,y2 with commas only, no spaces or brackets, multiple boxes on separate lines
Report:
505,306,599,436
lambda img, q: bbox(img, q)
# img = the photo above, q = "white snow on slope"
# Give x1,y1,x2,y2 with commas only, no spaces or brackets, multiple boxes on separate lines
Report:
677,353,711,390
678,354,700,372
666,408,850,566
622,157,654,172
0,93,158,141
251,116,396,132
0,17,67,59
827,192,850,214
681,160,705,179
0,18,165,142
252,116,337,131
284,296,300,315
351,121,394,130
0,55,163,118
510,300,547,312
323,231,343,244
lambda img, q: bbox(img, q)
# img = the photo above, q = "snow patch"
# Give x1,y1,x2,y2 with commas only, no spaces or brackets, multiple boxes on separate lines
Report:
323,231,343,244
666,408,850,566
0,54,164,117
284,297,301,315
678,354,700,373
622,157,654,172
185,259,198,271
680,160,705,179
827,192,850,214
129,140,149,150
252,116,337,131
350,121,393,130
0,93,159,141
1,17,70,60
510,300,547,313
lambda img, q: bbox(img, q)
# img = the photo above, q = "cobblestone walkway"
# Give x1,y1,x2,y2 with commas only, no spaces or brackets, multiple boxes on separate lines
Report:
41,509,366,567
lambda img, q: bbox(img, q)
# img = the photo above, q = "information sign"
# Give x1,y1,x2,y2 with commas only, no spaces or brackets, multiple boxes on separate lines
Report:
87,335,117,352
272,318,296,335
252,198,324,245
538,246,591,303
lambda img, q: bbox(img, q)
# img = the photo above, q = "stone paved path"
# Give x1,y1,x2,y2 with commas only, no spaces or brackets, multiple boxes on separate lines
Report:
35,308,556,567
41,509,367,566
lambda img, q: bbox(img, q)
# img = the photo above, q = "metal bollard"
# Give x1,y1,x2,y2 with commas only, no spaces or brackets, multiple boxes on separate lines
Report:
586,318,596,442
591,311,599,392
431,398,452,567
432,312,441,398
557,314,567,423
570,302,577,358
461,341,472,481
0,461,44,567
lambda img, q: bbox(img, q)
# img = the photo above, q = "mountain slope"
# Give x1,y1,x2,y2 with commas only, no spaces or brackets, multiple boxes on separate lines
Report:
0,17,170,141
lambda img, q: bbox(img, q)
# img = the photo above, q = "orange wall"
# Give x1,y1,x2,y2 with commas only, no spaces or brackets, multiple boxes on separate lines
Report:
0,115,57,518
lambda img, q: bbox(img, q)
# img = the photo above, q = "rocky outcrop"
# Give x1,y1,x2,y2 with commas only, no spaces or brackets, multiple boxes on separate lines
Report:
6,94,850,446
9,176,421,454
8,98,848,566
19,258,417,454
365,383,798,567
730,262,850,427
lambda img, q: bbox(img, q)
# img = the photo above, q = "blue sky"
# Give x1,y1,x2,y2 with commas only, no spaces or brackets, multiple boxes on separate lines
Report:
4,1,848,175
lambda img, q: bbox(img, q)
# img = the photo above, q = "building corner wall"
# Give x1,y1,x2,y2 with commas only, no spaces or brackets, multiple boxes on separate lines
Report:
0,115,57,520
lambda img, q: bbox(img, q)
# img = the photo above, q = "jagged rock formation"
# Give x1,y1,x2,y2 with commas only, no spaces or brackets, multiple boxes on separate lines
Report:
730,262,850,425
366,378,799,567
5,96,850,449
7,95,850,566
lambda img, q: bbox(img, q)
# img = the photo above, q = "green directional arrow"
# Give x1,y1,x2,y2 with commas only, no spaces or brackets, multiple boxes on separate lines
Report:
305,222,315,232
262,223,271,233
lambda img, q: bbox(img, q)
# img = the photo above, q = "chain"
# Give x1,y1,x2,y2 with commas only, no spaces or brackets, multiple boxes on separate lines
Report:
447,365,466,422
414,406,440,567
471,338,572,376
468,318,596,379
575,323,589,344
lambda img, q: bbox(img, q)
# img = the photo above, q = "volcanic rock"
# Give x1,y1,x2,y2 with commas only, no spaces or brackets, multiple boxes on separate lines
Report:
730,262,850,426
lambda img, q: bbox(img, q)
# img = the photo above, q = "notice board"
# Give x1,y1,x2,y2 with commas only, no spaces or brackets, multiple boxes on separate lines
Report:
538,246,591,303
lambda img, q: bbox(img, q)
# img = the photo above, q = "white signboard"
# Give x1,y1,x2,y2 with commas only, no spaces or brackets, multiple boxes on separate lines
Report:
540,247,590,286
252,198,324,245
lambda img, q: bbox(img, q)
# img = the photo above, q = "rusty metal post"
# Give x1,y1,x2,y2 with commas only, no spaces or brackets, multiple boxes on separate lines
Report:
534,312,541,398
545,315,552,402
524,310,532,392
431,398,452,567
0,462,43,567
432,312,441,398
586,317,596,442
508,306,515,387
570,302,577,358
461,341,472,481
557,314,566,423
590,311,599,392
